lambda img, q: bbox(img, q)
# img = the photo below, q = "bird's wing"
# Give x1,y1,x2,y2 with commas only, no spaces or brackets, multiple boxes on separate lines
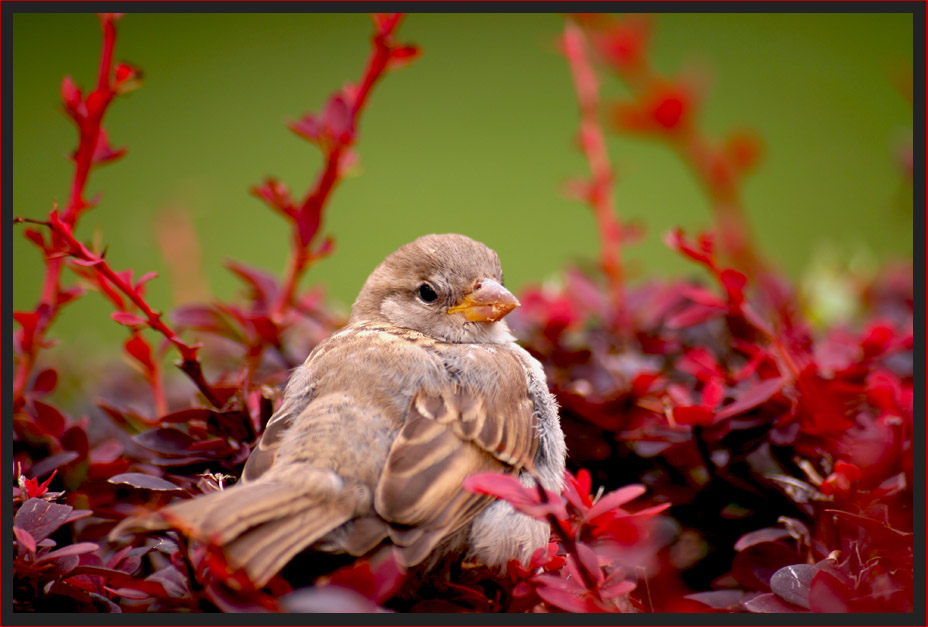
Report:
240,340,322,482
374,380,539,567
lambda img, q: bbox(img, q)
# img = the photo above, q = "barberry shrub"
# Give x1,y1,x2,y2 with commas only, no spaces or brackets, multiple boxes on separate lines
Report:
12,13,913,614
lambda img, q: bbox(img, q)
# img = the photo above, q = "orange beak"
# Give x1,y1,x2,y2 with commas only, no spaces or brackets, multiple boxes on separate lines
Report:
447,278,520,323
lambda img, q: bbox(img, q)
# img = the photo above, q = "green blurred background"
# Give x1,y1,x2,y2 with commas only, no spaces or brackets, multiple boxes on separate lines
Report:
12,12,913,354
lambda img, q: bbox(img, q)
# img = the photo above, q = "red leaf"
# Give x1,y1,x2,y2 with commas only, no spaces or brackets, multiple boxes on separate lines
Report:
124,333,155,372
171,305,243,342
666,303,724,329
111,311,146,326
536,583,601,613
573,543,605,587
225,260,280,309
134,271,158,291
251,177,294,216
37,542,100,562
463,472,567,520
70,257,104,267
32,369,58,395
288,113,322,145
321,93,354,144
61,425,90,459
61,76,83,115
562,469,593,511
586,484,646,521
672,406,715,426
719,268,747,306
32,400,66,437
24,228,47,251
388,44,421,69
14,312,40,336
14,526,37,554
717,377,784,420
808,570,851,613
663,228,715,270
701,377,725,410
89,127,127,166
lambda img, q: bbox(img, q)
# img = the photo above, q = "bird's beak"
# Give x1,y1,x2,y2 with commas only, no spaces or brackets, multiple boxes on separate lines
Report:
447,278,520,322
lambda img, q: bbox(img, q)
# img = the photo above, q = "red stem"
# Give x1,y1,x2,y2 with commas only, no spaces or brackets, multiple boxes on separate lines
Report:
563,23,625,312
270,14,406,320
13,15,119,404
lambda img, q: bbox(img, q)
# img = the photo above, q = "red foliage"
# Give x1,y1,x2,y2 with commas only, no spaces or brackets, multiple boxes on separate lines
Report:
11,12,912,615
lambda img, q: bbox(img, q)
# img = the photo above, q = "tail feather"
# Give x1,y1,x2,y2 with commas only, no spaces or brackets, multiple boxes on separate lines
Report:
110,470,367,587
163,481,315,544
225,505,354,587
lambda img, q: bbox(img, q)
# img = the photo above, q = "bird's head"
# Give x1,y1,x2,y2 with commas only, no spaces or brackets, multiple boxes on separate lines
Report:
350,233,520,344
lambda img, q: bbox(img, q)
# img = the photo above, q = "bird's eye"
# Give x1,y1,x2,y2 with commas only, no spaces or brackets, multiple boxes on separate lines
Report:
417,283,439,303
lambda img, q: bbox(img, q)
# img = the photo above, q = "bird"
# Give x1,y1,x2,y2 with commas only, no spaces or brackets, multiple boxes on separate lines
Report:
112,233,566,589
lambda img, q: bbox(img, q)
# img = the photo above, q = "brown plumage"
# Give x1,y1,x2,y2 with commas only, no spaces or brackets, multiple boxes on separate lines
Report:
112,234,566,588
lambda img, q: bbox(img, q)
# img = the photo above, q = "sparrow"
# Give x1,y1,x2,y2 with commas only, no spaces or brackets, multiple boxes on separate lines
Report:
112,233,566,588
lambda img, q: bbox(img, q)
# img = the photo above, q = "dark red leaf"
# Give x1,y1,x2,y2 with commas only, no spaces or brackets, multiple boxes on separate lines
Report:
132,428,196,455
158,407,215,423
15,498,73,542
28,451,80,479
733,527,790,551
170,305,242,342
672,405,715,426
37,542,100,562
769,563,816,609
14,526,37,554
31,400,66,437
731,541,802,591
743,592,807,613
108,472,184,492
808,570,851,613
225,260,280,309
61,425,90,459
32,368,58,395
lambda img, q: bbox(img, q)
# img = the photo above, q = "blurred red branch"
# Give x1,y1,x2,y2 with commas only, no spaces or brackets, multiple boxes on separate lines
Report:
561,21,625,317
575,13,765,276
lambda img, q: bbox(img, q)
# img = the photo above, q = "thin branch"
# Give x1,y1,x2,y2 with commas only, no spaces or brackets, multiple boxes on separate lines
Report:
562,21,625,315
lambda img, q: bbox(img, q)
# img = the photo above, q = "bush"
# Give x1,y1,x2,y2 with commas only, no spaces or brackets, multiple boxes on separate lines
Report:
12,13,913,613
